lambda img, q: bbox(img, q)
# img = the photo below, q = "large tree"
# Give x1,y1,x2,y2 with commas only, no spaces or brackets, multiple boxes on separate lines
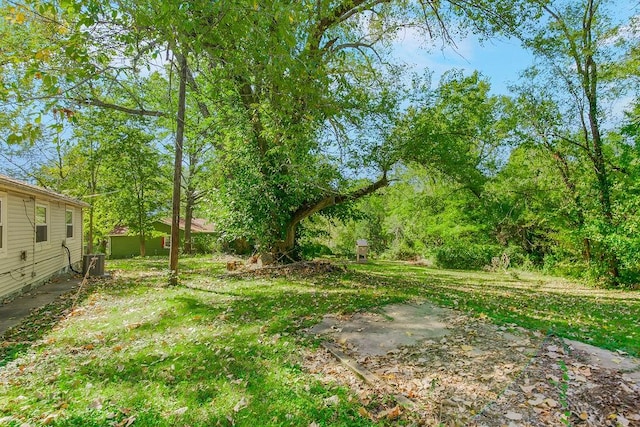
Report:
3,0,528,267
511,0,638,283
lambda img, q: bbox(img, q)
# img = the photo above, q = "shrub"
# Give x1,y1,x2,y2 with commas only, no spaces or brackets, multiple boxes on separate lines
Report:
435,243,499,270
298,242,333,259
384,242,420,261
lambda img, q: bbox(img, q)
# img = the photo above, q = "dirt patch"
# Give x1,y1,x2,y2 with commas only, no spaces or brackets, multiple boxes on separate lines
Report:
308,303,454,356
304,302,640,426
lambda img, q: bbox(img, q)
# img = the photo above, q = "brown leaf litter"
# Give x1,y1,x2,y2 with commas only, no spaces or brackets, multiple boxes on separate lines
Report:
304,303,640,426
226,260,347,278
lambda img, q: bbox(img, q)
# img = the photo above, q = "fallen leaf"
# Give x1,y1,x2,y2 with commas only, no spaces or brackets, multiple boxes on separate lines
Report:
519,385,535,394
547,374,560,383
41,413,58,425
233,397,248,412
324,395,339,406
527,396,545,406
617,415,630,427
89,398,102,410
544,398,558,408
461,345,473,352
505,411,523,420
358,407,370,418
172,407,188,416
579,412,588,421
377,406,402,421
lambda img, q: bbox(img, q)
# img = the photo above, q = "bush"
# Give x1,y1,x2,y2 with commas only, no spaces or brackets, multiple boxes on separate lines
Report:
192,234,219,254
298,242,333,259
384,242,420,261
435,243,499,270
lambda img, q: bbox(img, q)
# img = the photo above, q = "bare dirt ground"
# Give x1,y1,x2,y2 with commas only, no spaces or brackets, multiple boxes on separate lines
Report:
304,302,640,426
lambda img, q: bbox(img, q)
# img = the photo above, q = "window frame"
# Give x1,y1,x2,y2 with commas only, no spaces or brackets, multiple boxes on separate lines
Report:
35,202,49,245
163,235,171,249
0,192,6,257
65,209,74,240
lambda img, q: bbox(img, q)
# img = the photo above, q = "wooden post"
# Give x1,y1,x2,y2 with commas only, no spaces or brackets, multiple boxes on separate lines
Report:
169,53,187,286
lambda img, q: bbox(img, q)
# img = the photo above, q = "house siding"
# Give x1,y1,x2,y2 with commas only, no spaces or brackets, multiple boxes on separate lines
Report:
0,187,84,300
108,223,187,259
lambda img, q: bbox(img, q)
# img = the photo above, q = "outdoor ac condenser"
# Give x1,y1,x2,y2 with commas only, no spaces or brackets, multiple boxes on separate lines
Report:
83,254,106,277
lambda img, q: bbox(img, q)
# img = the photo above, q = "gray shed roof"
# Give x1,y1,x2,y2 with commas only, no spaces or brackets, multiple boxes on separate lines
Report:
0,174,90,208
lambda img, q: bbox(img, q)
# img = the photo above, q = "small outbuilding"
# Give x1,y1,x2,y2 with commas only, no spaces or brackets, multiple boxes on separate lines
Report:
106,218,215,258
0,174,89,300
356,239,369,263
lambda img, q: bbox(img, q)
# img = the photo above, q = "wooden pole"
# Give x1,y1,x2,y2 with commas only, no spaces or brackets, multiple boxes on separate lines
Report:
169,53,187,286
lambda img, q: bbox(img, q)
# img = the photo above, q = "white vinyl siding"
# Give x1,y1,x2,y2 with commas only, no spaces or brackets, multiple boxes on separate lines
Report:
0,192,6,257
0,190,84,300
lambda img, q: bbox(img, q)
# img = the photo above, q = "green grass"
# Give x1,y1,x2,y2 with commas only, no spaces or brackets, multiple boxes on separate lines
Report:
351,261,640,355
0,256,638,426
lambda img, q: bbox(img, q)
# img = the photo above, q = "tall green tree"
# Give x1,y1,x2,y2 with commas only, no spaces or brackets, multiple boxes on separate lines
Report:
511,0,638,283
3,0,535,267
101,120,170,257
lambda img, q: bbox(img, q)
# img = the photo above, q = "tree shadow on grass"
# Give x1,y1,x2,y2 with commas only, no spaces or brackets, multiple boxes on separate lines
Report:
0,279,112,368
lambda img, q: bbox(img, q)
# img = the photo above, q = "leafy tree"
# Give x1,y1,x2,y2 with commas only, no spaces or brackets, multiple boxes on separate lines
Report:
399,70,510,198
101,119,170,257
510,0,638,283
2,0,566,271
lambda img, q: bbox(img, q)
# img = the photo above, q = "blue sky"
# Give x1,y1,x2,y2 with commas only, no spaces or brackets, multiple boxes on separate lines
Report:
390,19,637,124
391,27,533,95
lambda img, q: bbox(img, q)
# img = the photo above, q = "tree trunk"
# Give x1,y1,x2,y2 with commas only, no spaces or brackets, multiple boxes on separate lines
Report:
183,194,194,254
277,173,389,257
139,233,146,257
169,53,188,286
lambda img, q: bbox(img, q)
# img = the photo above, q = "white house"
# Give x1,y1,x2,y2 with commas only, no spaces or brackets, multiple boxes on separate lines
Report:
0,174,89,300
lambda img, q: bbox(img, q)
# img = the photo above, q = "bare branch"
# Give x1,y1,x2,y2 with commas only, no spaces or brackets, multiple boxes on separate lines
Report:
74,97,168,117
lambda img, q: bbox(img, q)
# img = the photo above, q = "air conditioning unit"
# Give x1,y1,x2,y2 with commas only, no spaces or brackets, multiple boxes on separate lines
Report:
83,254,106,277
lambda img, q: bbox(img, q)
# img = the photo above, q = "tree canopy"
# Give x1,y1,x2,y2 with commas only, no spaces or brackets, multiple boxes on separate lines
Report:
1,0,639,284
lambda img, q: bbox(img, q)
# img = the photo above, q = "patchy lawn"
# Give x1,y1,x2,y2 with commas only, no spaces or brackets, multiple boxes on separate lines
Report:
352,262,640,356
0,257,638,426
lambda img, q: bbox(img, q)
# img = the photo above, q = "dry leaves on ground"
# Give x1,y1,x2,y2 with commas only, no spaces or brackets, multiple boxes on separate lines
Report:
303,314,640,426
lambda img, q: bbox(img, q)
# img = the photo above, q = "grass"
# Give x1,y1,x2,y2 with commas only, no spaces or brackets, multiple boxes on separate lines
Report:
351,261,640,354
0,256,638,426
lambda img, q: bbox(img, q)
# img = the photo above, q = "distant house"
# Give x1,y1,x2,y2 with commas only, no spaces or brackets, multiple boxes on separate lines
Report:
106,218,215,258
0,174,89,300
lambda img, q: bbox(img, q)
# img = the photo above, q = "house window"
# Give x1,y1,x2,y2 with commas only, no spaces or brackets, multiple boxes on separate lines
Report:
66,209,73,239
36,204,48,243
0,193,6,255
163,235,171,249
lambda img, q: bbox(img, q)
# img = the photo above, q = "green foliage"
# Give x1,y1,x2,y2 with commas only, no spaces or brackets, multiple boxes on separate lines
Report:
435,242,499,270
399,70,509,197
191,234,218,255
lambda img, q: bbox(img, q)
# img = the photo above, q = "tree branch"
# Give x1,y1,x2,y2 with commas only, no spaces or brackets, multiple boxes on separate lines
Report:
75,97,168,117
291,171,389,226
